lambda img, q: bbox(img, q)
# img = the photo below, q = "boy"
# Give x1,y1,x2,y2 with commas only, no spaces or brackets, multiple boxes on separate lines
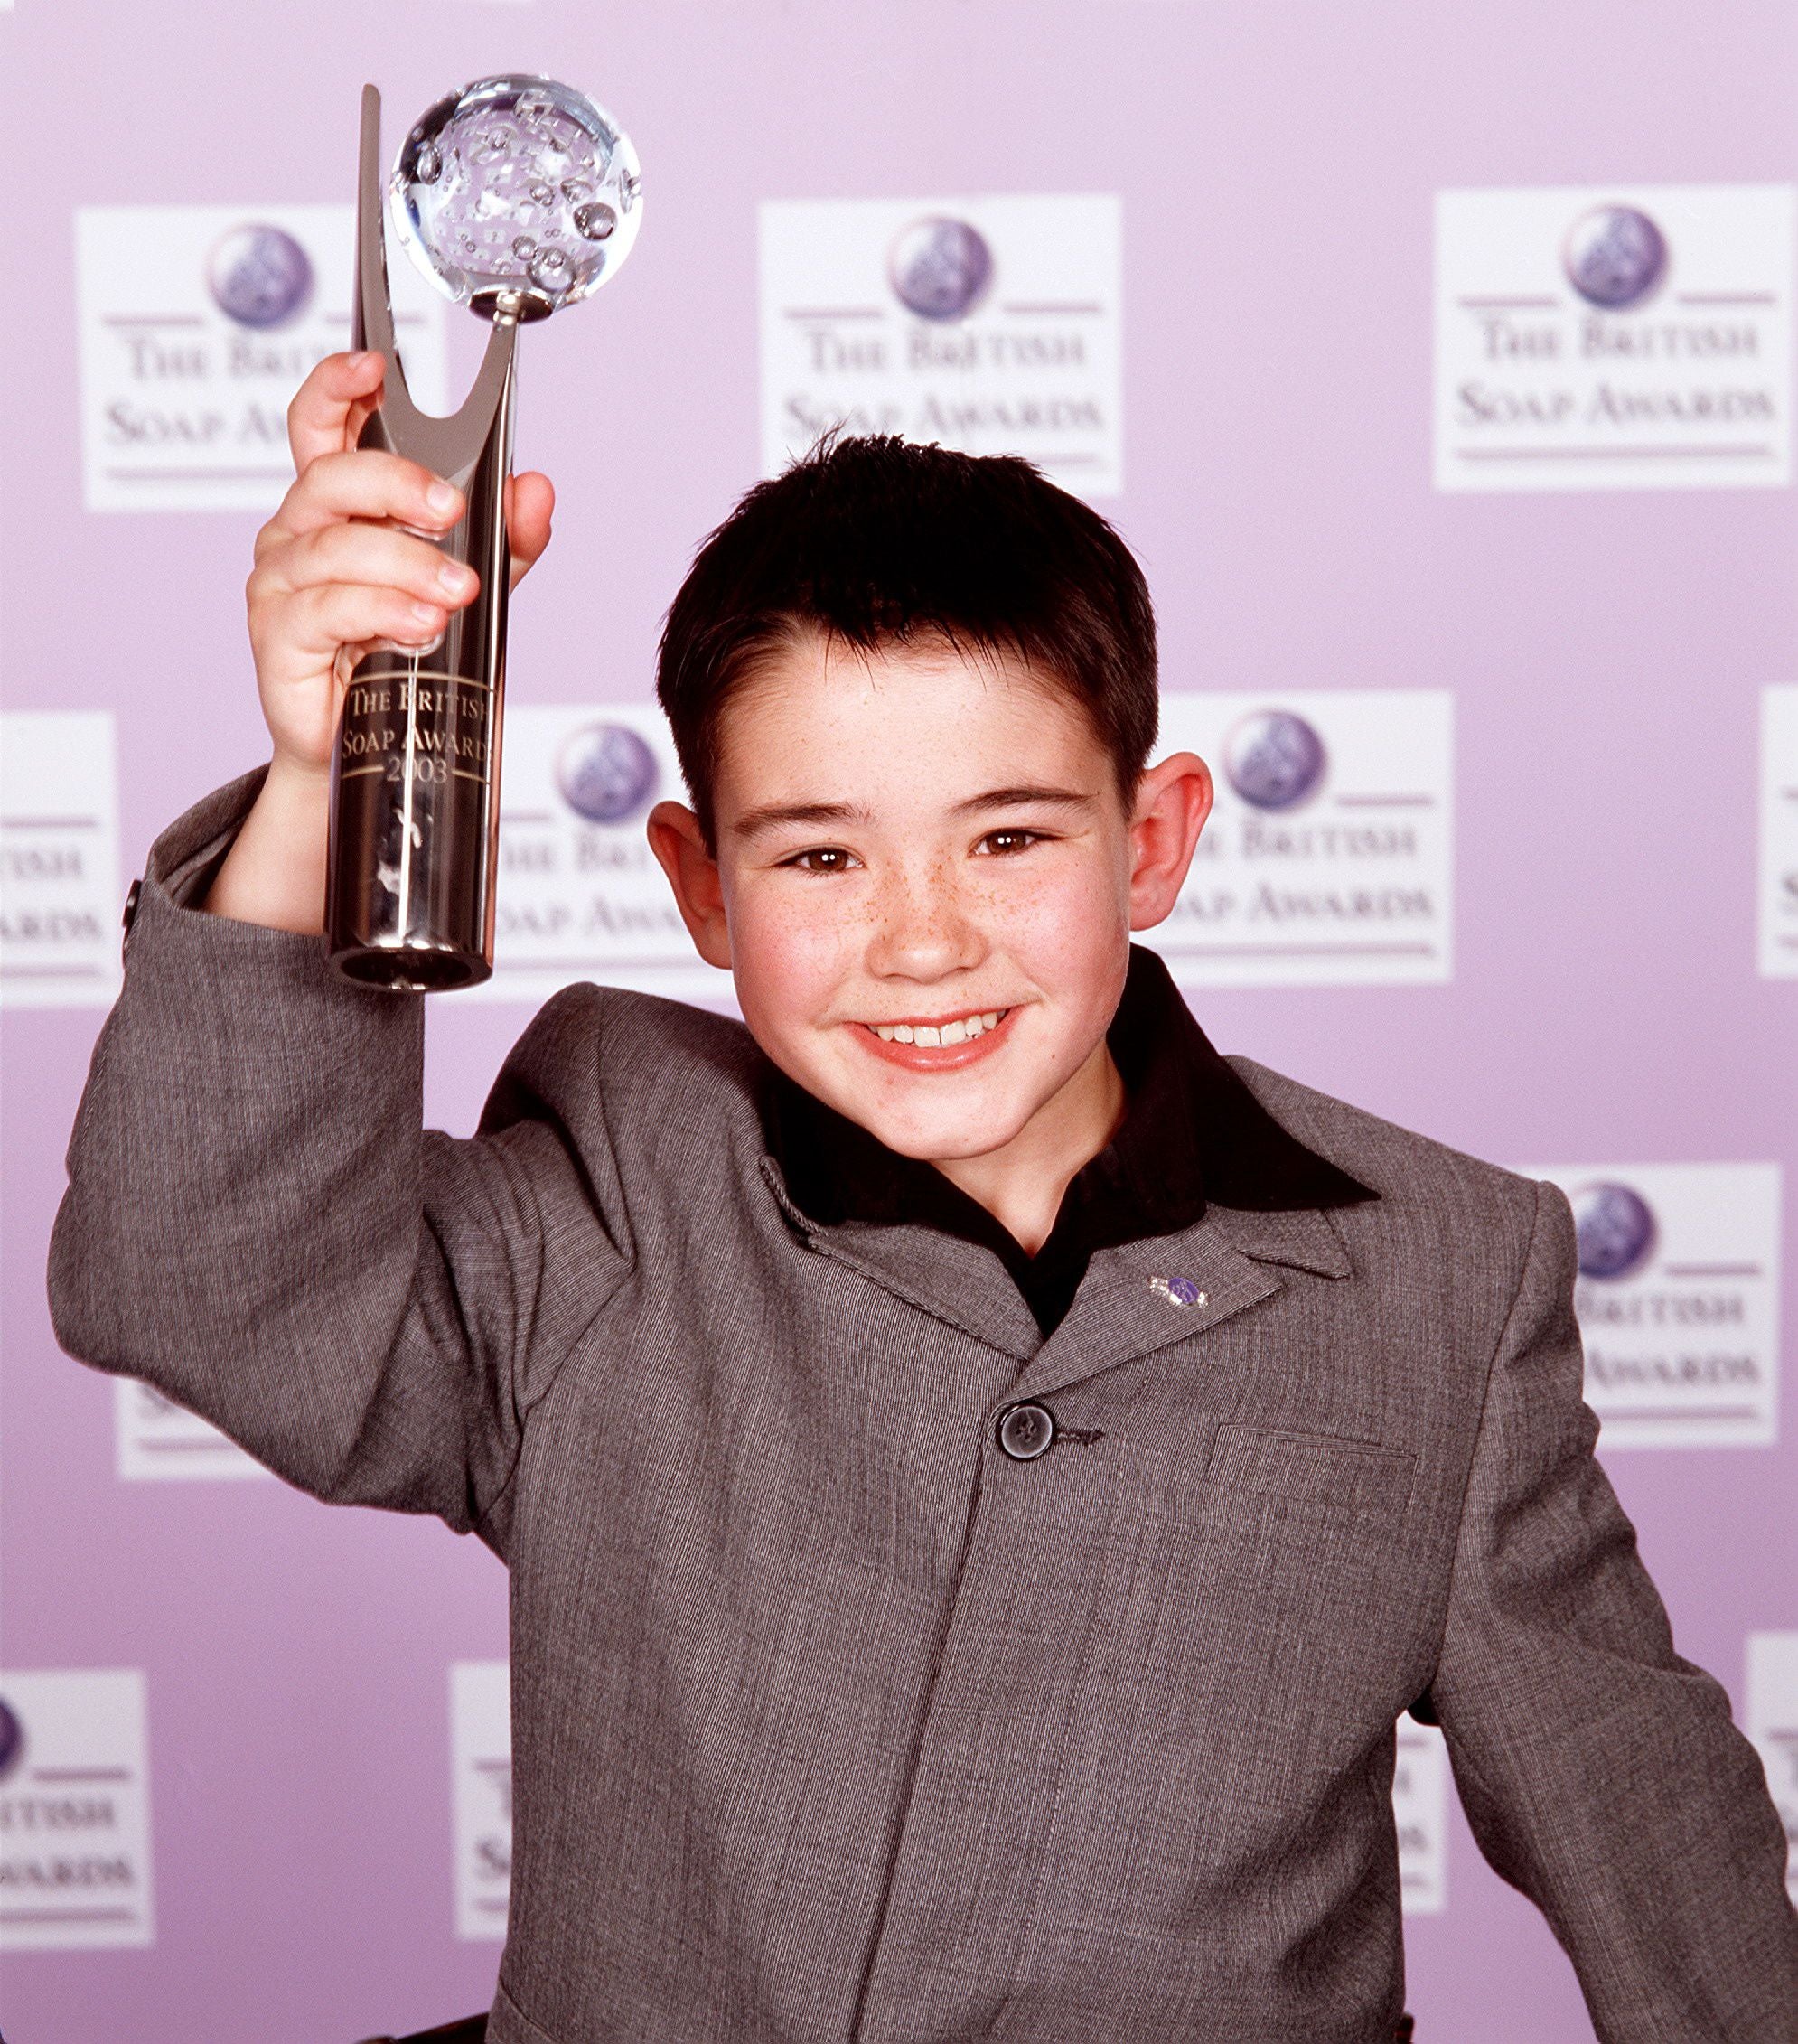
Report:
50,352,1796,2043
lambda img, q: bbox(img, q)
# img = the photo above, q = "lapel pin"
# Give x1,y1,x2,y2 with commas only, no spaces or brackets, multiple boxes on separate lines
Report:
1149,1276,1206,1308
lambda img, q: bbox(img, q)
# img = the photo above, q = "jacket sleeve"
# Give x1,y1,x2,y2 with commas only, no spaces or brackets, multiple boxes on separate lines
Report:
45,766,632,1552
1428,1177,1797,2041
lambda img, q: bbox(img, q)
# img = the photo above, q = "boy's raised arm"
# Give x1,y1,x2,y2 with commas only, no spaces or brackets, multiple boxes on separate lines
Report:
44,355,603,1546
1427,1180,1798,2036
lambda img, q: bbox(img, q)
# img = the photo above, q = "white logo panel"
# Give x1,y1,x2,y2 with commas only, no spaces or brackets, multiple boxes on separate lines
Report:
760,195,1122,498
0,711,122,1008
76,205,447,513
1147,691,1453,987
1394,1720,1448,1916
1747,1632,1798,1903
450,1661,511,1941
0,1669,153,1950
1762,685,1798,979
114,1379,269,1482
1522,1163,1782,1449
467,703,724,1006
1436,184,1793,492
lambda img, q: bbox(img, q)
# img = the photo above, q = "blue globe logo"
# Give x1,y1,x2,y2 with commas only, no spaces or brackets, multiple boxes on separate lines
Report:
555,723,660,825
1572,1182,1658,1281
1562,206,1668,311
0,1698,23,1781
207,224,315,329
887,218,994,323
1222,710,1327,811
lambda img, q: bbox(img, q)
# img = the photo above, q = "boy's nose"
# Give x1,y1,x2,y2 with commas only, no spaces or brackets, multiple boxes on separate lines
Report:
864,869,985,981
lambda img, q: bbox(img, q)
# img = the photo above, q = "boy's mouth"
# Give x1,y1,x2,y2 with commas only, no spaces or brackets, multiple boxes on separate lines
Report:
855,1005,1016,1070
866,1007,1008,1046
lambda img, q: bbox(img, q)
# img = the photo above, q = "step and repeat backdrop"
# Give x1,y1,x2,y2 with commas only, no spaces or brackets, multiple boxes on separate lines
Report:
1,4,1793,2040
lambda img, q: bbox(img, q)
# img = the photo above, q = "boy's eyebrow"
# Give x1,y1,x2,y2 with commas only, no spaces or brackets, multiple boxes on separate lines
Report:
951,783,1099,816
730,800,874,839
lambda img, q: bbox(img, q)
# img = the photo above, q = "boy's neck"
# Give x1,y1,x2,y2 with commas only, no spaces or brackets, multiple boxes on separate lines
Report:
929,1040,1128,1257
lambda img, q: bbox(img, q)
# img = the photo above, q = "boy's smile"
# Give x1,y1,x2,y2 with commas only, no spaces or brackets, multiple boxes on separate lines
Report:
648,630,1211,1251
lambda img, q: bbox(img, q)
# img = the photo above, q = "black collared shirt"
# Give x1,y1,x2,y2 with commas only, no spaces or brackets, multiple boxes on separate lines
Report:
766,945,1377,1336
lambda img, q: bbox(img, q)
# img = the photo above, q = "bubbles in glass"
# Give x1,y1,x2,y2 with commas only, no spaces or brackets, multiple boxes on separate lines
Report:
389,74,642,315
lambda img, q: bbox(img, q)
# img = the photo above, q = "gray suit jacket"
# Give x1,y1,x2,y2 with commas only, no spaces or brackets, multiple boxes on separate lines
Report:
49,768,1798,2044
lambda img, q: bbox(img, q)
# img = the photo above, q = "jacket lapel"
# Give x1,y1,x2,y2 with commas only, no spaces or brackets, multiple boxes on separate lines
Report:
1007,1204,1354,1403
759,1158,1044,1362
761,1154,1357,1391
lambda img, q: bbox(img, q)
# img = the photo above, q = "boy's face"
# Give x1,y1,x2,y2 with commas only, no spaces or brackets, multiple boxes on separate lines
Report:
648,632,1210,1169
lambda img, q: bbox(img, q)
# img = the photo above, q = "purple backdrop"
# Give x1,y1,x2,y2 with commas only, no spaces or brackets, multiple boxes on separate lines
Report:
3,3,1793,2039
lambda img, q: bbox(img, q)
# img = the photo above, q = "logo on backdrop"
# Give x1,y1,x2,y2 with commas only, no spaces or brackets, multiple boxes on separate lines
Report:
1222,710,1329,813
1435,183,1793,492
206,223,315,328
1525,1162,1783,1449
887,218,994,323
1562,205,1668,311
1761,685,1798,980
451,1663,511,1940
0,711,122,1011
114,1377,269,1482
1572,1182,1658,1281
0,1699,23,1781
760,193,1123,497
0,1669,155,1952
555,723,660,826
1147,691,1453,989
468,704,709,1008
74,204,447,512
1746,1634,1798,1903
1393,1721,1448,1916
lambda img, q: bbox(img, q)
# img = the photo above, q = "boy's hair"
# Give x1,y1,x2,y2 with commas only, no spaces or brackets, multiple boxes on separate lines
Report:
655,435,1159,848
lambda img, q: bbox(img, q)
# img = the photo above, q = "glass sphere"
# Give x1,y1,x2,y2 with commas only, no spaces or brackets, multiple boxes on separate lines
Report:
389,74,641,317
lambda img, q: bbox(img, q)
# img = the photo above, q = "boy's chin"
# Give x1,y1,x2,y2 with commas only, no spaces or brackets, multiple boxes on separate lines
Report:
830,1094,1033,1167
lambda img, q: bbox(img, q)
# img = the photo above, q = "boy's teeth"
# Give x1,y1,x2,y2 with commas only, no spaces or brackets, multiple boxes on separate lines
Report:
869,1008,1007,1046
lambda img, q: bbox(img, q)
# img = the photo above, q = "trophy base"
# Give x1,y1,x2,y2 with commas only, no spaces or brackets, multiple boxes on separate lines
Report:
330,942,492,994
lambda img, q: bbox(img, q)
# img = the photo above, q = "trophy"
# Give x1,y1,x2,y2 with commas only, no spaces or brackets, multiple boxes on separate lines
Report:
325,76,641,990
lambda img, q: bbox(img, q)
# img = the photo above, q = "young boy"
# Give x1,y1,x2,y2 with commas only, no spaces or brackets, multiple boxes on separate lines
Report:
50,352,1795,2044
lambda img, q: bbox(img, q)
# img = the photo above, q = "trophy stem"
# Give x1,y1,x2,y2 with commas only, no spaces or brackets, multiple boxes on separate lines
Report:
323,86,522,992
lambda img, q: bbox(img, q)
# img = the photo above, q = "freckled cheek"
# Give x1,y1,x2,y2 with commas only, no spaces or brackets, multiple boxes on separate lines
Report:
972,860,1120,981
726,885,865,1022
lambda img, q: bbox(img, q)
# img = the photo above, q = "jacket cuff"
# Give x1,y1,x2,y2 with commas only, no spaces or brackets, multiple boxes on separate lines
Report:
120,765,400,1021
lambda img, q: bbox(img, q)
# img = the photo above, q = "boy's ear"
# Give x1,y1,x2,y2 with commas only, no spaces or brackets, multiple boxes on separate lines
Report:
646,802,733,970
1127,752,1213,932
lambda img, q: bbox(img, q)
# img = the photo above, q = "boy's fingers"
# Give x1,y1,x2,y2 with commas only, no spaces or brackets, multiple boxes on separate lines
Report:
252,521,479,609
506,471,556,591
257,449,463,556
264,583,448,662
286,351,387,473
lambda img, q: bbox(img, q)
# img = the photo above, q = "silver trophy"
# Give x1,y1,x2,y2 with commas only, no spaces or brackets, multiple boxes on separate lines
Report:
326,75,641,990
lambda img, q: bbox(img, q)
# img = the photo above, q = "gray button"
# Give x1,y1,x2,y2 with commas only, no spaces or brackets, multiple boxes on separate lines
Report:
997,1402,1055,1461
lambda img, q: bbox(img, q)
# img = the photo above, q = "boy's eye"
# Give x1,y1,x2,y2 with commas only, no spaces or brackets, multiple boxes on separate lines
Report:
783,846,861,873
974,829,1045,857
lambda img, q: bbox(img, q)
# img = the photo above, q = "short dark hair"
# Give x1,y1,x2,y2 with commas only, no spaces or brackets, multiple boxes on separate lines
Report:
655,435,1159,847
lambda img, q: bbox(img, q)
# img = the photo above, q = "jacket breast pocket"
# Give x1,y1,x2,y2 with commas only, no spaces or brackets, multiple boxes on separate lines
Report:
1204,1422,1415,1522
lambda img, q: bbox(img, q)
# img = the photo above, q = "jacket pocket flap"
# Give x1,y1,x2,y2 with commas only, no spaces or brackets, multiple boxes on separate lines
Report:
1205,1423,1414,1516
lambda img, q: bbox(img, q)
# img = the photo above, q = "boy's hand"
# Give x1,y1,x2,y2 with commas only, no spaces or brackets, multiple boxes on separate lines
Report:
201,352,553,933
245,350,556,780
